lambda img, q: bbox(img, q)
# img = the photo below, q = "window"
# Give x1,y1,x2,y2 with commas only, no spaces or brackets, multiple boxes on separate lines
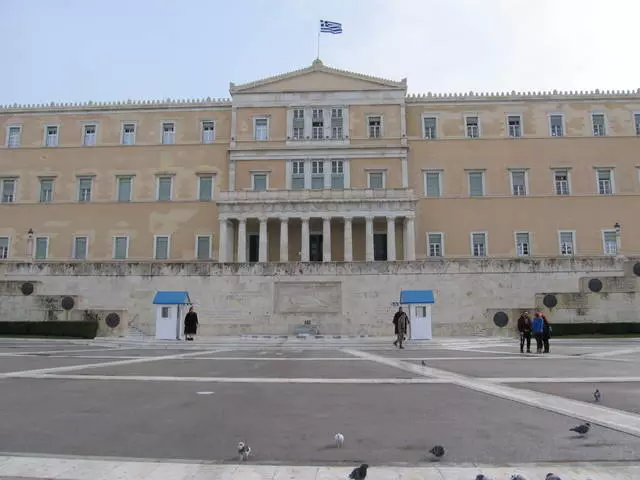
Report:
510,170,527,196
198,175,214,201
331,108,343,139
368,171,385,189
252,173,268,191
161,306,170,318
292,109,305,140
7,126,21,148
72,236,88,260
331,160,344,189
113,236,129,260
34,237,49,260
196,235,212,260
602,230,618,255
162,122,175,144
254,118,268,141
471,232,487,257
424,171,441,197
507,115,522,138
592,114,606,136
1,179,16,203
549,114,564,137
83,124,97,146
156,176,173,201
117,176,133,202
291,161,305,190
312,109,324,140
201,121,215,144
515,232,531,256
39,178,54,203
423,116,437,139
368,116,382,138
635,113,640,136
77,177,92,203
468,171,485,197
122,123,136,145
311,160,324,189
559,231,575,256
0,237,9,259
45,125,58,146
427,233,443,257
465,116,479,138
596,169,614,195
553,169,570,195
154,236,170,260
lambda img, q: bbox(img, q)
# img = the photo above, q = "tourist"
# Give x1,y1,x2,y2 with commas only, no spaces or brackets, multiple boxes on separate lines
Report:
531,312,544,353
542,313,552,353
517,311,532,353
184,306,199,341
392,307,409,349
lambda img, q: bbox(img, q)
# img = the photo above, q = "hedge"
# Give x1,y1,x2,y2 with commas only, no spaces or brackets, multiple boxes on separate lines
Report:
550,322,640,336
0,321,99,339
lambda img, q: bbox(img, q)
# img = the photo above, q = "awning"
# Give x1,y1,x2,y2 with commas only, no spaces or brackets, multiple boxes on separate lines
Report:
152,291,192,305
399,290,435,304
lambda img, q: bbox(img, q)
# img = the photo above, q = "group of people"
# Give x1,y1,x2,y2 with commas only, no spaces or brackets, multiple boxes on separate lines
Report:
517,311,552,353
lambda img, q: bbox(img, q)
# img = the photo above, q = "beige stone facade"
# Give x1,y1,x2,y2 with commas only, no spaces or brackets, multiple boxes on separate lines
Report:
2,59,640,263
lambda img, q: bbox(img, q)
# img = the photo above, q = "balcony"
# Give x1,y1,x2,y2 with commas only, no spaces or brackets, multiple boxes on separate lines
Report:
217,188,416,204
285,136,350,147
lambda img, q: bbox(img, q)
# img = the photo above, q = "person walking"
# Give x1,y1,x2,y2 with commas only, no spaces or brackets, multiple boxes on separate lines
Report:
392,307,409,349
517,311,532,353
184,306,199,341
542,313,552,353
531,312,544,354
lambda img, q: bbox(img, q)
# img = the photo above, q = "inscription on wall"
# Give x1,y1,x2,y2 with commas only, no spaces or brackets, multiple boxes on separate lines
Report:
274,282,342,314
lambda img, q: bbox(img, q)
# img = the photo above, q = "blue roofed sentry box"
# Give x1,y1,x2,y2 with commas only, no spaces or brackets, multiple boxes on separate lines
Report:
152,291,192,305
399,290,435,304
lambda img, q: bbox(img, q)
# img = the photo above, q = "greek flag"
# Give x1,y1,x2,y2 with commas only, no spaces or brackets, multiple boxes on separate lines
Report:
320,20,342,34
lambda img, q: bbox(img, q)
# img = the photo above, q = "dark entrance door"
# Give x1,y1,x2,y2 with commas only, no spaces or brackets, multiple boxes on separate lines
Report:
309,234,323,262
248,234,259,262
373,233,388,261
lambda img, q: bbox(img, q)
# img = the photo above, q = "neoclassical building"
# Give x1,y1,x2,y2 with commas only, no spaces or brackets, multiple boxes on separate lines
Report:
1,59,640,264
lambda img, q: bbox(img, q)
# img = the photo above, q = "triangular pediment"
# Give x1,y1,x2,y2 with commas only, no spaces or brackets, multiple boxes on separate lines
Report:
230,59,407,94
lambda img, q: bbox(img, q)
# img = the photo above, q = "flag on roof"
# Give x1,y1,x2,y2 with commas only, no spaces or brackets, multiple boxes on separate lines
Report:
320,20,342,34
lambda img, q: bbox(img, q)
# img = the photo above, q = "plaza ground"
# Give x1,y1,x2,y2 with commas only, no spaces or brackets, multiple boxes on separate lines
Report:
1,336,640,479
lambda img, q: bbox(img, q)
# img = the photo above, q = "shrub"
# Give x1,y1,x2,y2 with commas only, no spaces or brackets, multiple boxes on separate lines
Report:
0,321,98,339
551,322,640,336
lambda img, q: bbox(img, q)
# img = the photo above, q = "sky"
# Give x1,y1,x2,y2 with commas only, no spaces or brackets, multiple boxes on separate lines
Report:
1,0,639,105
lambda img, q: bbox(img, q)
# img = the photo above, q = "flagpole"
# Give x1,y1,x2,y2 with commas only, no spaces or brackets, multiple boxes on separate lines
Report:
317,27,321,59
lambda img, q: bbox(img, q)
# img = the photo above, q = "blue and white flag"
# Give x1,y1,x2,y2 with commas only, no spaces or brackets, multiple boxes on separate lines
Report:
320,20,342,34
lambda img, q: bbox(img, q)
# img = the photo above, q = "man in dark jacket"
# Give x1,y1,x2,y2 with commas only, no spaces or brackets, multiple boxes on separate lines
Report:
542,314,552,353
392,307,409,349
517,311,531,353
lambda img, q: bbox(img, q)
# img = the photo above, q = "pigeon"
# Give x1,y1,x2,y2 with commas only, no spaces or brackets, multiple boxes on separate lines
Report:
334,433,345,447
476,475,494,480
429,445,446,459
570,422,591,437
237,441,251,461
510,475,527,480
594,389,601,402
546,474,562,480
421,360,426,366
348,463,368,479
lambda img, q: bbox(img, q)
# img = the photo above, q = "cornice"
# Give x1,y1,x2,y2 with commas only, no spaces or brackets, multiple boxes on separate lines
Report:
406,88,640,104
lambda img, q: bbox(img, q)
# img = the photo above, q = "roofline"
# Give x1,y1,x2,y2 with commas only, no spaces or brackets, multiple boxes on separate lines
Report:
406,88,640,104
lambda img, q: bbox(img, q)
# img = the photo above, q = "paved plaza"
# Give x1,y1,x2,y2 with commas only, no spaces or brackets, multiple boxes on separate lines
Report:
1,336,640,479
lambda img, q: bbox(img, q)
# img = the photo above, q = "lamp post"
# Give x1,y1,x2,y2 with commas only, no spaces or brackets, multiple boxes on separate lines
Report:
614,222,621,255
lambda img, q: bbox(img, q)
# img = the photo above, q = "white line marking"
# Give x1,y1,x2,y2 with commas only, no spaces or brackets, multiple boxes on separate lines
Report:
0,346,138,357
196,391,215,395
582,346,640,358
487,376,640,383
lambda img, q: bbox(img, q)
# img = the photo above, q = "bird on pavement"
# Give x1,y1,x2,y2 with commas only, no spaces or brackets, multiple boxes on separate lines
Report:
348,464,368,479
546,474,562,480
475,474,494,480
429,445,446,460
237,441,251,461
334,433,345,448
421,360,426,366
570,422,591,437
509,475,527,480
594,389,601,402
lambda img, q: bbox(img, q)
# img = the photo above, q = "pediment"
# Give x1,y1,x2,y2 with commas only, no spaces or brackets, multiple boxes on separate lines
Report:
230,60,407,95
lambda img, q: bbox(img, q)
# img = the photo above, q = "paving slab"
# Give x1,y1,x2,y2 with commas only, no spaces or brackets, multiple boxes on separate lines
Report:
71,359,419,379
68,348,209,358
0,357,115,374
200,349,356,359
368,348,524,359
1,379,640,465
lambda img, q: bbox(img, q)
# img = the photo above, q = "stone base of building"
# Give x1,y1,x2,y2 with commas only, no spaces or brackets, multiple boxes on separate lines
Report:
0,257,638,338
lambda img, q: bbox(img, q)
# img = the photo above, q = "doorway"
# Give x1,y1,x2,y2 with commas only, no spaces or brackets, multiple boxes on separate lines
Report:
309,234,323,262
373,233,388,260
248,234,259,262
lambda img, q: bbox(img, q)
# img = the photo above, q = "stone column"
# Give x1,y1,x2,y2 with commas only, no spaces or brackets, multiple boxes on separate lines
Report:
386,216,396,261
218,218,228,262
322,216,331,262
343,216,353,262
258,217,268,262
405,215,416,261
365,215,374,262
301,217,310,262
279,217,289,262
237,218,247,262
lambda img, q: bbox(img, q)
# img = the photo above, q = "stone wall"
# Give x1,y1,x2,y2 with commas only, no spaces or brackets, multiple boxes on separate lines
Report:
0,257,639,337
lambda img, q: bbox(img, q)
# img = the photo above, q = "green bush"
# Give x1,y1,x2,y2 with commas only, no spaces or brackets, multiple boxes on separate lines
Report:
0,321,98,339
551,322,640,336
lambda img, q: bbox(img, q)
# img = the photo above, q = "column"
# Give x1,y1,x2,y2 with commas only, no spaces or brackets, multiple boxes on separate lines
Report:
279,217,289,262
237,218,247,262
386,216,396,261
258,217,268,262
322,216,331,262
218,218,228,262
365,215,374,262
343,216,353,262
405,215,416,261
301,216,310,262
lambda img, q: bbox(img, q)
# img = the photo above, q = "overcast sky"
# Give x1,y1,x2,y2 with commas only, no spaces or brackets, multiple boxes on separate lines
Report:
2,0,639,105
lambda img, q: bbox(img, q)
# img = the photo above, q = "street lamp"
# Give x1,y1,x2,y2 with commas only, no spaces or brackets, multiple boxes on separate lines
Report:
614,222,621,235
27,228,34,240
